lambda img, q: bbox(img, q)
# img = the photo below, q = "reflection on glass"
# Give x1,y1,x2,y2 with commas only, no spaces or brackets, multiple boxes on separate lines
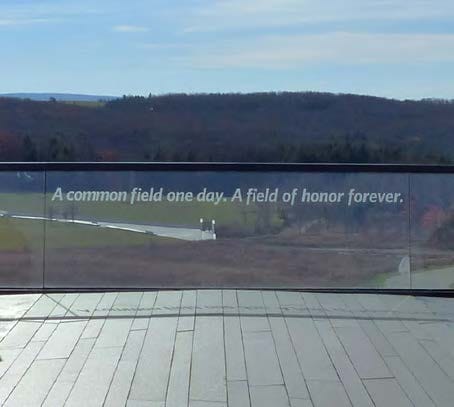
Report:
410,174,454,289
0,171,45,288
44,171,409,289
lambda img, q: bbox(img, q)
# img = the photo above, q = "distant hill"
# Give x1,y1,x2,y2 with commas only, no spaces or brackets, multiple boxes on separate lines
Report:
0,93,117,102
0,91,453,163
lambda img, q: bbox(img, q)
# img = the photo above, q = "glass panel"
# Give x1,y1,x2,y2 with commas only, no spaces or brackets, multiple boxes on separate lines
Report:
410,173,454,289
44,171,410,289
0,171,45,288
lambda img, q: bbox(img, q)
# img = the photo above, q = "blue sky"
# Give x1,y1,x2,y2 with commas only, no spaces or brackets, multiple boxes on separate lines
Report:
1,0,453,99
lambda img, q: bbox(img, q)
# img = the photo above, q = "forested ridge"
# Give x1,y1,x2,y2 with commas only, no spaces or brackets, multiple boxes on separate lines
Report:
0,91,453,163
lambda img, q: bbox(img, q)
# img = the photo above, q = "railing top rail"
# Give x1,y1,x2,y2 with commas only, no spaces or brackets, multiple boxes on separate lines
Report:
0,162,454,173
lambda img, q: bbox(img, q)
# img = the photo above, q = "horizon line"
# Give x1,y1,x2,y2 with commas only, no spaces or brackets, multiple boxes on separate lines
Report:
1,90,454,103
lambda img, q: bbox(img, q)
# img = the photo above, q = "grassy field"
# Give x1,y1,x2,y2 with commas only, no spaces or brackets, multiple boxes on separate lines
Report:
0,217,177,250
0,193,45,214
0,218,35,251
2,210,449,289
49,198,253,227
46,221,177,249
0,192,284,234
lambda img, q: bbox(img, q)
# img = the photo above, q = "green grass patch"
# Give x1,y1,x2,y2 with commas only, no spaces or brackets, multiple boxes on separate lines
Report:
0,216,177,251
45,221,175,249
0,218,30,251
0,192,284,237
0,193,44,214
363,271,394,288
45,194,283,233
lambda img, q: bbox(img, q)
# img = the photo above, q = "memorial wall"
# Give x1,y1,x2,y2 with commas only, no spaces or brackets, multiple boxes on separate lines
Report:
0,166,452,290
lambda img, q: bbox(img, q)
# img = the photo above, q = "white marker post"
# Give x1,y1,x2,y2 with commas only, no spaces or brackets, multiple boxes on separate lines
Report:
212,219,216,240
200,218,204,240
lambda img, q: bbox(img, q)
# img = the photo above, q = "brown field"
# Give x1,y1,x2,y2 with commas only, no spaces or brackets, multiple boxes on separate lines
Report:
40,236,404,288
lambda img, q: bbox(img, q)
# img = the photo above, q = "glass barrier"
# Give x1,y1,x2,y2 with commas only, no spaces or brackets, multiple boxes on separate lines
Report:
4,167,454,290
0,171,45,288
44,170,410,289
410,173,454,289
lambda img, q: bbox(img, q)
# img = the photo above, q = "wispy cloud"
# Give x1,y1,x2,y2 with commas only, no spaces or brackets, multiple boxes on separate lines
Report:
113,25,149,33
185,0,454,32
0,0,452,99
0,18,55,27
137,42,189,50
187,32,454,68
0,1,102,27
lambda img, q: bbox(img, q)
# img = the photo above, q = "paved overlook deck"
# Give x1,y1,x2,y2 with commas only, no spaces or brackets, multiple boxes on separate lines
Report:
0,291,453,407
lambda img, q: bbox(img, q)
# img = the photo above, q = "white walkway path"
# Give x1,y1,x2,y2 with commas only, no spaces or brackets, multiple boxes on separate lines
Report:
2,211,215,241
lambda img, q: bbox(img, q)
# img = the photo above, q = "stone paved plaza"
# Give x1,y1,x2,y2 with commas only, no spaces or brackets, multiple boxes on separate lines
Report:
0,290,453,406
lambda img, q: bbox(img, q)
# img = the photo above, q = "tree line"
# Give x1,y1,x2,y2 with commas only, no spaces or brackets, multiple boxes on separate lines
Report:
0,92,453,163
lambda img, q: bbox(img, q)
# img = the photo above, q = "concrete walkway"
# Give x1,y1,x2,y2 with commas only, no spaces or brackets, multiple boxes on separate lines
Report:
0,291,453,406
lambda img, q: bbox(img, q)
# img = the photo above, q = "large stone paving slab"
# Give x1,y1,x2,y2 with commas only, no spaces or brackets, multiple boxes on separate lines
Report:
0,291,453,406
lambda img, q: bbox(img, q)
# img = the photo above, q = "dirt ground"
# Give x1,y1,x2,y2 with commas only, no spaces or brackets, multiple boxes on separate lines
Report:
38,237,405,288
1,230,441,289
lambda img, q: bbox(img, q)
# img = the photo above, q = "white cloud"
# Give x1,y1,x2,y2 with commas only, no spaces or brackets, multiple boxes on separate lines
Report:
187,32,454,68
113,25,149,33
